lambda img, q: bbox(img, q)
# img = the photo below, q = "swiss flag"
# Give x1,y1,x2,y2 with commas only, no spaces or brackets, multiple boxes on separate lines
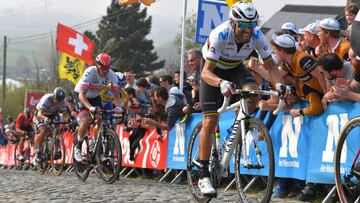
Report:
56,23,95,65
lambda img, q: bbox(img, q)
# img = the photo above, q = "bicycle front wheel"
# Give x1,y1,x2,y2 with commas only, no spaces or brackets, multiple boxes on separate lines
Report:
73,136,91,182
187,122,213,203
50,133,66,176
235,118,274,203
334,117,360,203
95,128,122,184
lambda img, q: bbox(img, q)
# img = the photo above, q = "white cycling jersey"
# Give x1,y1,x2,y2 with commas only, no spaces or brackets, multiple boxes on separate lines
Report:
202,21,272,69
36,94,68,116
74,66,120,99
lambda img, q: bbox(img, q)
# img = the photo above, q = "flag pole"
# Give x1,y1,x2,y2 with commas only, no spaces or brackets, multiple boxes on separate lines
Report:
179,0,187,92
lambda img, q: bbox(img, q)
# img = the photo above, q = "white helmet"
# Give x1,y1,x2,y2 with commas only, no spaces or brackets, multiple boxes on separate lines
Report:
229,2,258,23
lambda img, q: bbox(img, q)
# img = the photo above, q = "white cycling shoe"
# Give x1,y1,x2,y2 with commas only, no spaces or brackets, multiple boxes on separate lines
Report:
74,147,83,162
198,177,216,194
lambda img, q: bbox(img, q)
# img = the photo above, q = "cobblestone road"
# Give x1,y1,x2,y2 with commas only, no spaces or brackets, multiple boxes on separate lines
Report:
0,168,309,202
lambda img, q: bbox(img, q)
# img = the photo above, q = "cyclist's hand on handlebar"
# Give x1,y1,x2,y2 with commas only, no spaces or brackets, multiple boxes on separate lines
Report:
44,117,51,124
219,80,235,97
89,106,97,113
113,106,124,114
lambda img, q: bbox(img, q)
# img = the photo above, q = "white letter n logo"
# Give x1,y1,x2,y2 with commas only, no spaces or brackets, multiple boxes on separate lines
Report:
280,115,303,158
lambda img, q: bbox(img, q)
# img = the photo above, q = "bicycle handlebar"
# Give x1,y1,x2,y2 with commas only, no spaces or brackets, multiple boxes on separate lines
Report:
217,88,286,115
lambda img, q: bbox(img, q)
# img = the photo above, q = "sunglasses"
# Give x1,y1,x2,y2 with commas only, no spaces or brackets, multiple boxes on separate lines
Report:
236,21,257,29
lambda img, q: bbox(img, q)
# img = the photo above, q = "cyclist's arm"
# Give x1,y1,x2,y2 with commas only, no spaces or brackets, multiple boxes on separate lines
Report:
36,109,47,120
201,61,221,87
79,90,92,110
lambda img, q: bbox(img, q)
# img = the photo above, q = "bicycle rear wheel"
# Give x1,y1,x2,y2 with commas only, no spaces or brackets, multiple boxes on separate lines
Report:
187,122,213,203
334,117,360,203
50,133,66,176
235,118,274,203
73,136,91,181
95,128,122,184
37,138,51,174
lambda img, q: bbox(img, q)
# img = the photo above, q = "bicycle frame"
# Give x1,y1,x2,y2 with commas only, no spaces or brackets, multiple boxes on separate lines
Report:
215,89,282,177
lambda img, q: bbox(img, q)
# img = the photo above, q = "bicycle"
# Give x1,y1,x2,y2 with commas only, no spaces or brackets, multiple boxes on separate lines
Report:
36,116,68,176
73,108,122,184
187,88,286,203
14,131,36,170
334,116,360,203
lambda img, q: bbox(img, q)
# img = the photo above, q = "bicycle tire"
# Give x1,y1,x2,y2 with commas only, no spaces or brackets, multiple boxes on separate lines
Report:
95,128,122,184
73,137,91,182
187,122,212,203
37,138,51,175
235,117,274,203
50,133,66,176
334,116,360,203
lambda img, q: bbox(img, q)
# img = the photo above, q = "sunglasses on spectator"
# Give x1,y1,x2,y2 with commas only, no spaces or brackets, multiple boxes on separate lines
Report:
236,21,257,29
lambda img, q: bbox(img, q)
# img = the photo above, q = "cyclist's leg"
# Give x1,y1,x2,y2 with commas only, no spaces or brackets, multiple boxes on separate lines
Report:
34,125,46,162
18,132,25,160
198,71,222,195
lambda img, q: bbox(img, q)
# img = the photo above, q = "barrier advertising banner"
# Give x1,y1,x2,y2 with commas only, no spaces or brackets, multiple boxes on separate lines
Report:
117,125,168,170
24,90,47,109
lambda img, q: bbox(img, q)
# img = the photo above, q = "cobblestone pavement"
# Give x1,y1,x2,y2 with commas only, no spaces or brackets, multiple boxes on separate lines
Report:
0,168,309,203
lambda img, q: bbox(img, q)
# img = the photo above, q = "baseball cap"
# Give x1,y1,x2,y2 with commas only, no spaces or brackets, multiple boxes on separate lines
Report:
271,34,296,48
319,18,340,30
281,22,298,34
299,21,320,35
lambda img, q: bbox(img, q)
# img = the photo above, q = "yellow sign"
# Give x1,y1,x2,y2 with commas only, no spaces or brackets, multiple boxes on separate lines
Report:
226,0,252,8
58,52,86,85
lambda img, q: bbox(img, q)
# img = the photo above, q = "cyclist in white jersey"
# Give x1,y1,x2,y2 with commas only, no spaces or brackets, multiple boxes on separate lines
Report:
34,87,68,164
73,53,123,162
197,2,278,195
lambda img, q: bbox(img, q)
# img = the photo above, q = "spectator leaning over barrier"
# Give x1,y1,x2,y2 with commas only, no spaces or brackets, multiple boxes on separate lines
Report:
186,49,202,85
342,3,359,39
321,48,360,102
124,69,138,90
135,77,152,116
316,18,350,61
271,33,325,117
299,21,321,58
142,86,185,132
159,75,187,105
318,53,353,109
15,108,34,161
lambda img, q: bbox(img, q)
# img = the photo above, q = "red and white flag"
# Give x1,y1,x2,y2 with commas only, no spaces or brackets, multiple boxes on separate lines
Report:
56,23,95,65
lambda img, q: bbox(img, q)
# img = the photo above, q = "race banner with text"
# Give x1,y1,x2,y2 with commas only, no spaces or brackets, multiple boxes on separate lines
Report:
24,90,47,109
117,125,168,170
195,0,229,44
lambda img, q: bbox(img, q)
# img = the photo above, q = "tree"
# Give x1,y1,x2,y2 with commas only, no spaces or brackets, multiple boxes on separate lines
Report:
174,12,203,54
93,4,164,74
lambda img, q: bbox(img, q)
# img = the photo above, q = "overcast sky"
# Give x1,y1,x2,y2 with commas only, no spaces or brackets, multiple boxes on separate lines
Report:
0,0,346,67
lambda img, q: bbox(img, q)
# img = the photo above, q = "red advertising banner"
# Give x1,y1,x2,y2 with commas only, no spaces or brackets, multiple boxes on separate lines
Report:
25,91,46,109
116,125,168,170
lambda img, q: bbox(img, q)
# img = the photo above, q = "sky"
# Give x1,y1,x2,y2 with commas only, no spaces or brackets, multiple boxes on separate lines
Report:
0,0,346,68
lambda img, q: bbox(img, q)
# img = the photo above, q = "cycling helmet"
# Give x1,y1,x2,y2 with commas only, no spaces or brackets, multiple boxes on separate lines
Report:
229,2,258,23
24,108,32,117
53,87,66,101
95,53,111,69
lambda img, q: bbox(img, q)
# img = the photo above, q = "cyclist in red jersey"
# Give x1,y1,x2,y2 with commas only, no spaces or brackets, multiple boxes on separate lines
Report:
15,108,34,161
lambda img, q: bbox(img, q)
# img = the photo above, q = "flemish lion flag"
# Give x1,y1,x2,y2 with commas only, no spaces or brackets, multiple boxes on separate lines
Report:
58,52,86,85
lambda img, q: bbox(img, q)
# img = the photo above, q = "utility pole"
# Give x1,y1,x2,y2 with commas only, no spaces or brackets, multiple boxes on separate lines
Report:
2,36,7,106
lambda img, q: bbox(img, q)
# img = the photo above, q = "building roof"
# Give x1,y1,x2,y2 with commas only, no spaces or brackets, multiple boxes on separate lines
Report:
261,4,345,39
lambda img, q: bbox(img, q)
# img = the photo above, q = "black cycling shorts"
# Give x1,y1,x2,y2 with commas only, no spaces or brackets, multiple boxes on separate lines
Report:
200,64,257,114
73,92,103,113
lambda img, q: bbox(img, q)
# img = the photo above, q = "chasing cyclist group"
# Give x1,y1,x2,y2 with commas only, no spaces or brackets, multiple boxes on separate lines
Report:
1,1,360,202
